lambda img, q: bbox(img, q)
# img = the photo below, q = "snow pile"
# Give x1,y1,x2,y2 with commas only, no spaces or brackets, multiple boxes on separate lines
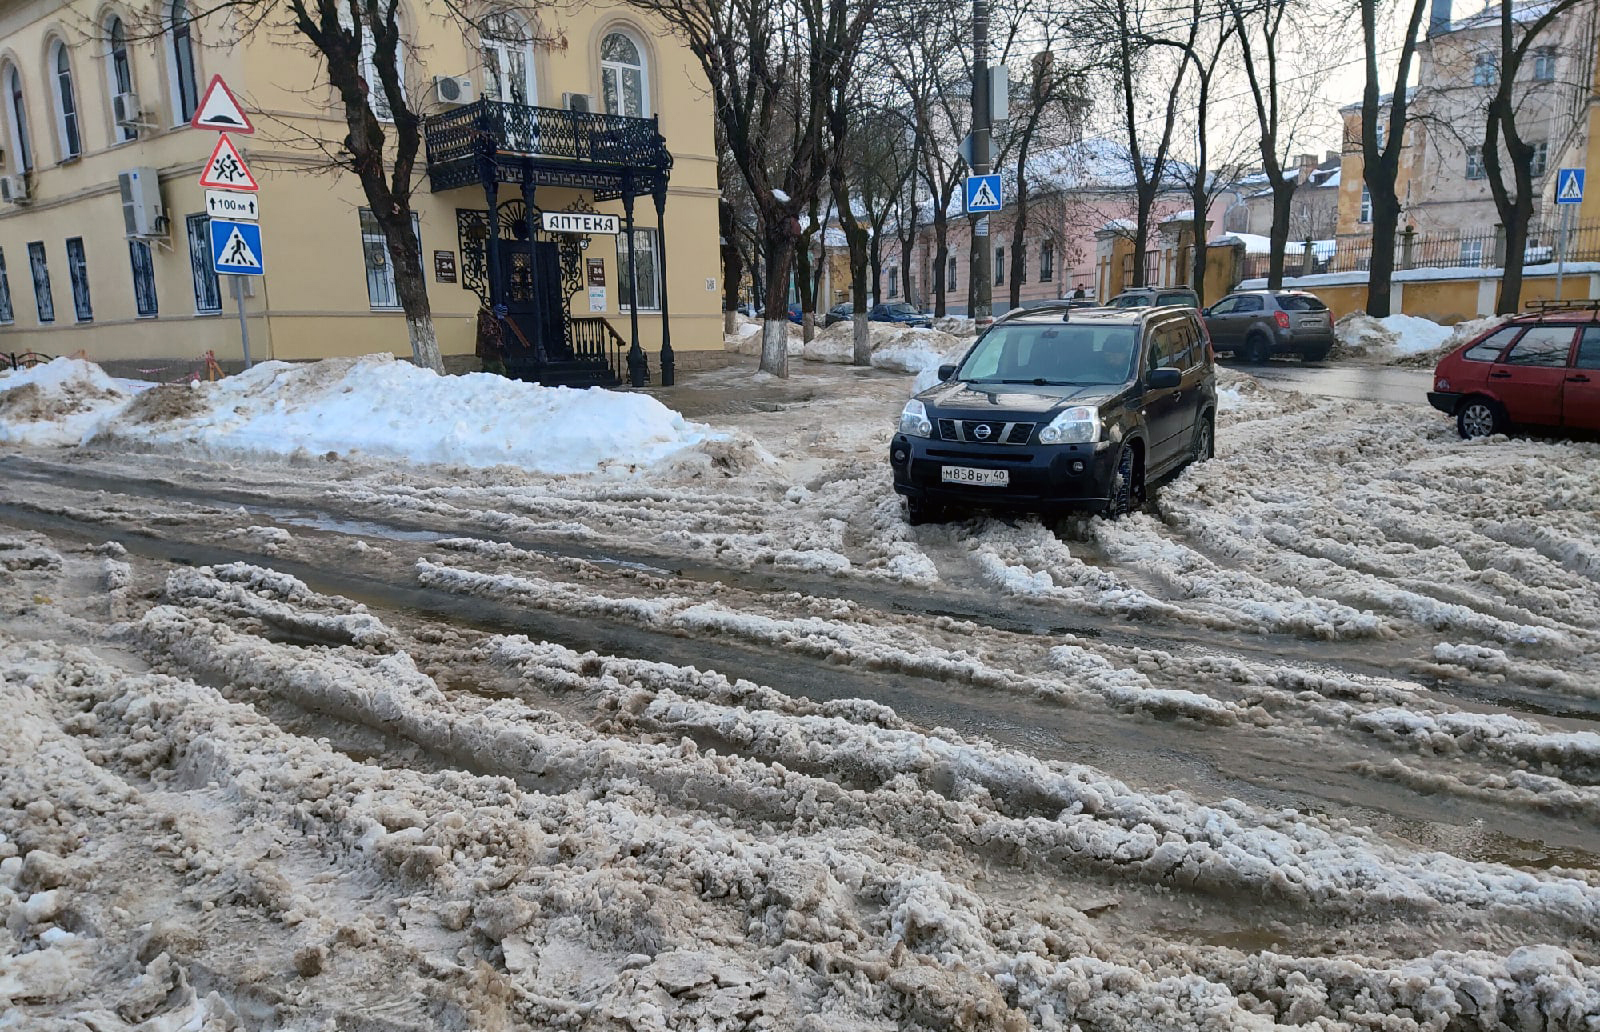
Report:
1392,314,1509,367
0,359,130,446
724,316,806,356
802,320,965,374
722,314,763,345
1335,312,1453,359
932,315,976,336
36,354,715,474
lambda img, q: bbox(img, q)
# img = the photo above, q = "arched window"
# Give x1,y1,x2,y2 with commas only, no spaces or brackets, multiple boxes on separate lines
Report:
106,17,136,142
168,0,199,123
5,64,33,172
51,41,80,158
480,14,534,107
600,30,647,117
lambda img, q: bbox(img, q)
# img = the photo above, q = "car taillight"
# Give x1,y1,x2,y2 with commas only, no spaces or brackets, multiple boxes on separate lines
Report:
1274,311,1290,329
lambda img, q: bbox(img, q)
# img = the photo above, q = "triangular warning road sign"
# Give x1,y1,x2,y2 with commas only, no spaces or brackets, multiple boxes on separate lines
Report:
216,226,262,270
191,75,255,134
199,134,259,192
1558,170,1584,202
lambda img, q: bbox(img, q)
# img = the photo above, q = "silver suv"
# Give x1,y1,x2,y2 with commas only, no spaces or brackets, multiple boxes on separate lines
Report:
1202,290,1334,363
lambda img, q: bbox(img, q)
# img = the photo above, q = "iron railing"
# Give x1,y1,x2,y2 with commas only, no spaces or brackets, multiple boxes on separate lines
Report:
2,351,52,371
570,317,633,386
424,100,666,193
1241,218,1600,280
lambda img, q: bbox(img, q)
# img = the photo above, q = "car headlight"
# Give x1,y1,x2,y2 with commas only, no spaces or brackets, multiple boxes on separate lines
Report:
1038,406,1100,444
898,399,933,438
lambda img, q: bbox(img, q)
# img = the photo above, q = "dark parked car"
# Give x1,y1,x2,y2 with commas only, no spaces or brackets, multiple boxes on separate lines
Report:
890,303,1216,524
1107,287,1201,310
1203,289,1334,363
823,302,855,326
1429,310,1600,438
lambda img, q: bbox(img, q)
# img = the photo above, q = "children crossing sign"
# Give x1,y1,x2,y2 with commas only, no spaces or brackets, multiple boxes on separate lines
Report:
200,134,259,191
965,174,1002,213
1556,168,1585,204
210,219,265,275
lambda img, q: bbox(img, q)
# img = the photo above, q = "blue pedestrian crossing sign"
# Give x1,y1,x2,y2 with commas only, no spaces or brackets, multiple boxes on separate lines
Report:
965,174,1003,213
210,218,264,275
1557,168,1585,204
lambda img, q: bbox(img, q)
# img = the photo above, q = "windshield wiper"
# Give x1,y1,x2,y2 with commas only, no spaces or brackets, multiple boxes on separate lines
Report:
998,378,1080,386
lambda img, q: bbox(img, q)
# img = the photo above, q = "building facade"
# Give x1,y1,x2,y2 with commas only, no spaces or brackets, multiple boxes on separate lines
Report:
0,0,720,380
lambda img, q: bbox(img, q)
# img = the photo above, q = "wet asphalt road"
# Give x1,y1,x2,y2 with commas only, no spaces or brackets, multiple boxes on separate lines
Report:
1241,359,1435,406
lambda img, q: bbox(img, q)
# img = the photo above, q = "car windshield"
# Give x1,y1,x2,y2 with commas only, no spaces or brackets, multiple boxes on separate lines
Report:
956,324,1138,386
1157,293,1196,306
1113,295,1151,307
1276,294,1327,312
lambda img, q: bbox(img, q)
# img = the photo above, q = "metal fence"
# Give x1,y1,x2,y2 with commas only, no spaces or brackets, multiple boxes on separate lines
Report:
1239,218,1600,280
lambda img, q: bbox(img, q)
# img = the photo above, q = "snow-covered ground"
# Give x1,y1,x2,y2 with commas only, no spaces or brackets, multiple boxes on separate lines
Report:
3,350,1599,1030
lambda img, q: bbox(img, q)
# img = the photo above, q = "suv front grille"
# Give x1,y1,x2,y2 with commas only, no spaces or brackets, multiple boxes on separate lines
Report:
937,418,1036,445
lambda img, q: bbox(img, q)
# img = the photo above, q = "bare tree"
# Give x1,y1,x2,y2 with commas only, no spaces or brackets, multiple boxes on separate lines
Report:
1000,48,1089,309
126,0,447,371
623,0,872,376
1359,0,1431,317
1228,0,1335,288
1090,0,1196,287
1477,0,1589,311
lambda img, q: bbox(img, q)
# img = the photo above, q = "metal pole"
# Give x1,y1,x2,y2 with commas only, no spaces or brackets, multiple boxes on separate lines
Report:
652,178,674,386
1556,203,1571,300
231,276,253,368
971,0,992,327
622,175,648,387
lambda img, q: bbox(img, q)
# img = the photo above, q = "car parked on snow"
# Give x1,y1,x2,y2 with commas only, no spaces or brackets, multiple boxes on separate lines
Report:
1428,309,1600,438
823,301,933,328
1107,286,1201,310
889,304,1216,524
1202,289,1335,363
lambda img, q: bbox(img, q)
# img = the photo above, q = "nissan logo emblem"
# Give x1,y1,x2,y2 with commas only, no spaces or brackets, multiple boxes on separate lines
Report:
973,423,993,440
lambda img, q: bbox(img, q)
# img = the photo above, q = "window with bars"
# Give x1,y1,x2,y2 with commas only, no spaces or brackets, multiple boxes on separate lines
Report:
129,240,158,316
186,214,221,313
1040,241,1054,282
0,247,12,324
994,247,1004,286
617,228,661,310
887,267,899,297
948,256,957,291
28,242,53,323
360,208,420,309
66,237,91,321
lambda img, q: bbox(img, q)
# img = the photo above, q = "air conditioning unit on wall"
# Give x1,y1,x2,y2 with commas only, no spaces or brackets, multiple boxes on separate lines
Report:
113,91,143,127
563,92,593,113
118,167,165,237
0,174,29,204
433,75,474,106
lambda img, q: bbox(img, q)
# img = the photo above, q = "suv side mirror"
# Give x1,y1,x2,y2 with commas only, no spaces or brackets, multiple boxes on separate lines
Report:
1147,367,1182,390
937,364,957,381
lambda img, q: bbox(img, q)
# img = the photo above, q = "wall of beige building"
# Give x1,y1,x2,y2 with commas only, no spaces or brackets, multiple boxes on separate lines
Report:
0,0,720,365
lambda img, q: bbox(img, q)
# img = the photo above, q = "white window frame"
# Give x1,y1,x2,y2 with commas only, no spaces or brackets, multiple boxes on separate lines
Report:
341,1,404,123
600,28,649,118
1529,140,1548,179
166,0,200,126
1532,47,1556,82
106,17,137,143
1465,146,1486,180
51,40,81,160
1359,187,1371,223
5,64,32,173
480,14,536,107
616,227,661,311
1473,54,1497,88
1459,239,1484,266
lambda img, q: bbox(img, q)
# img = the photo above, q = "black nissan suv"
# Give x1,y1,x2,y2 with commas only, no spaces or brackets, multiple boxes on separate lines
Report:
889,304,1217,524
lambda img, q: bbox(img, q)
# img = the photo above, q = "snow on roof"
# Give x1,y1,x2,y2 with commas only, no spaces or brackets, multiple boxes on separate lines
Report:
0,356,719,473
1212,233,1335,258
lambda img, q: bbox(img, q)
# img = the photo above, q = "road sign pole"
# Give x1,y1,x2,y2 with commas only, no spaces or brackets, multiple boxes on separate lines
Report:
230,276,253,368
971,0,992,327
1556,202,1571,300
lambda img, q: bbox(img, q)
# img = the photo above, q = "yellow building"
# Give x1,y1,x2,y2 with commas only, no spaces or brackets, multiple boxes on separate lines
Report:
0,0,719,385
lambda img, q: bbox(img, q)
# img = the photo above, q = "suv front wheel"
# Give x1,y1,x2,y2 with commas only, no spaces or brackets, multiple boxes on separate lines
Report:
1103,442,1144,518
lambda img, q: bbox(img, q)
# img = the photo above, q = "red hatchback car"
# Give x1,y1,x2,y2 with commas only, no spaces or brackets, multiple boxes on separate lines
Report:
1429,310,1600,438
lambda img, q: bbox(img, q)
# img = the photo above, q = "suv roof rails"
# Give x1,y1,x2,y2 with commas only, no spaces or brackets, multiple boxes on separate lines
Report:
1523,299,1600,313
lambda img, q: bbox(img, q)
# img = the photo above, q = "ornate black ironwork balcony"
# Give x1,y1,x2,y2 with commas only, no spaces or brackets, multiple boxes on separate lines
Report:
424,100,671,199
